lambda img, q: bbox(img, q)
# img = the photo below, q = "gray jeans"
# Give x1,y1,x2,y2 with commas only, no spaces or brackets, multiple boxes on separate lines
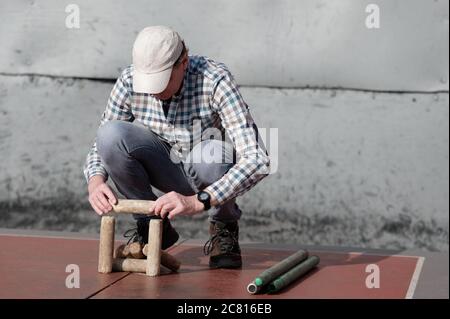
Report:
96,120,241,223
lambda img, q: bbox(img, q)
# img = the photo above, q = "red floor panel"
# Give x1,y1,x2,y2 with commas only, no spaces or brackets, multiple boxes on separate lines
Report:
93,244,421,299
0,235,127,299
0,235,422,299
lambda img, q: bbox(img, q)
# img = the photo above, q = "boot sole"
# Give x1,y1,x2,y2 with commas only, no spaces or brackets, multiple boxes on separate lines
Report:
209,256,242,269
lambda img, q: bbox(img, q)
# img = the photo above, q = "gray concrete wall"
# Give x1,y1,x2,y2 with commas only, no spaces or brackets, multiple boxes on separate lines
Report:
0,0,448,90
0,0,448,251
0,75,447,251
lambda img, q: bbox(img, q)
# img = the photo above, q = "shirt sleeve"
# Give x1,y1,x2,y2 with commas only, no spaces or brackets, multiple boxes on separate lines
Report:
83,74,134,183
204,72,270,205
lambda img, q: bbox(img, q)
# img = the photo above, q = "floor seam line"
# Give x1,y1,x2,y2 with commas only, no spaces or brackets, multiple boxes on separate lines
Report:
85,273,132,299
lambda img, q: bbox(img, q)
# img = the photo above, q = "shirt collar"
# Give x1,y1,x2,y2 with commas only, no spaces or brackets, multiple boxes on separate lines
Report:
172,69,188,101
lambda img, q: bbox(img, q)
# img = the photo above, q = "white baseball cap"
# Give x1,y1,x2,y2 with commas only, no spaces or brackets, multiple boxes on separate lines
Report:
132,26,184,94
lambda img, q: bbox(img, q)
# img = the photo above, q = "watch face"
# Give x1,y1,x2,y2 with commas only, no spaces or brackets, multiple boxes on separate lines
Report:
199,192,210,201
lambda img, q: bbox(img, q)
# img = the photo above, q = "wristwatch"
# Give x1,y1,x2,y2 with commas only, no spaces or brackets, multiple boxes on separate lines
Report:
197,191,211,211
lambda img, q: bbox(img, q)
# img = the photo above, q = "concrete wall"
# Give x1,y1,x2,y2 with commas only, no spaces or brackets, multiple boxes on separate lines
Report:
0,0,448,251
0,0,448,90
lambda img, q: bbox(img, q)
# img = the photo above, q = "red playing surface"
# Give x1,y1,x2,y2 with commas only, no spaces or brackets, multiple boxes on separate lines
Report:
0,235,128,299
0,235,420,299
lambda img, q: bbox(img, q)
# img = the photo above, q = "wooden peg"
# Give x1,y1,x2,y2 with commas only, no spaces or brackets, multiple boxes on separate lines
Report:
146,219,162,276
98,216,115,273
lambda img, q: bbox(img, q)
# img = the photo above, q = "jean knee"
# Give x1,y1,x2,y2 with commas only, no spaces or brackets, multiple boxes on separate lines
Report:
96,120,129,162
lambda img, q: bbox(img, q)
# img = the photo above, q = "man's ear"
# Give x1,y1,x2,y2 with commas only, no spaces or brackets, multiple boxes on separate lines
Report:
182,55,189,70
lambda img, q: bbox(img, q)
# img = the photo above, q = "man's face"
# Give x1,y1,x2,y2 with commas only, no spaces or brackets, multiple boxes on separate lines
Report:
152,54,188,101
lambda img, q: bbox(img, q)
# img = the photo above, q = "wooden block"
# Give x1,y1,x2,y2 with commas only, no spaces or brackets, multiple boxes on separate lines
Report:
111,199,156,214
146,219,162,276
114,244,130,258
98,216,115,273
112,258,146,273
143,244,181,272
112,258,175,274
128,242,144,259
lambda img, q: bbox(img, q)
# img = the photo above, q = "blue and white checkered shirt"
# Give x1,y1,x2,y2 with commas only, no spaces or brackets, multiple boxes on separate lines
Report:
83,55,270,205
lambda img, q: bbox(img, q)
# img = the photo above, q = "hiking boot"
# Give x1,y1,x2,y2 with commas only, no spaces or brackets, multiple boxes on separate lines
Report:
124,217,179,250
203,221,242,269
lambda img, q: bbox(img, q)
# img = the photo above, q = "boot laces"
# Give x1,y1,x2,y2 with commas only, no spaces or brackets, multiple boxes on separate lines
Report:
124,227,141,245
203,227,238,256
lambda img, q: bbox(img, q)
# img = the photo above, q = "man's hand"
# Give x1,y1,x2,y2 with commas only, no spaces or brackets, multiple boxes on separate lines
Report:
88,175,117,215
154,191,204,220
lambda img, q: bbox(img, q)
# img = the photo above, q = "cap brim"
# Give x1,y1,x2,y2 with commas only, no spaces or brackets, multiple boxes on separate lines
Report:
133,67,172,94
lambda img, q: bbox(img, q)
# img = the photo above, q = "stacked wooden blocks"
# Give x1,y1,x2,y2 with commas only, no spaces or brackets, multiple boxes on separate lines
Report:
97,199,180,276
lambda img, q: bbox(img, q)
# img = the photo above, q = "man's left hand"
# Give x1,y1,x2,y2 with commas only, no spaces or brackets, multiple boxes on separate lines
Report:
153,191,204,220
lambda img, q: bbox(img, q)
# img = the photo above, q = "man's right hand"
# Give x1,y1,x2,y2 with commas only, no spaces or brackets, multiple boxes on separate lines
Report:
88,175,117,215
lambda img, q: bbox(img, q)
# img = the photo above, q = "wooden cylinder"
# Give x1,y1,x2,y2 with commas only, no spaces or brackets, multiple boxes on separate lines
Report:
146,219,162,276
112,258,146,273
143,244,181,272
114,243,130,258
111,199,156,214
98,216,115,273
129,242,145,259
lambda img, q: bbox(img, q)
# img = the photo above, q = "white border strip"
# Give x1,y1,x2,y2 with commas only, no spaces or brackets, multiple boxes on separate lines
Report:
405,256,425,299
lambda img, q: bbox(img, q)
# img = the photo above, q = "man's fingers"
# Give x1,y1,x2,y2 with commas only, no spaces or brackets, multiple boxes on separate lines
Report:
94,205,104,216
154,202,161,215
155,192,182,216
161,202,177,219
168,206,183,220
89,198,104,216
97,192,113,211
95,194,110,213
98,194,112,212
154,196,169,215
93,207,102,216
102,186,117,205
89,196,102,215
88,182,115,215
149,202,156,214
154,199,162,215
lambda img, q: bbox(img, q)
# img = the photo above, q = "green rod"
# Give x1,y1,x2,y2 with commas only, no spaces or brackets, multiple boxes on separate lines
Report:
246,249,308,294
267,255,320,294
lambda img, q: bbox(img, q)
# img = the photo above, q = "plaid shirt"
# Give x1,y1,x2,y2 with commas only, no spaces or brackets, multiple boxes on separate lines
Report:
83,55,270,205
